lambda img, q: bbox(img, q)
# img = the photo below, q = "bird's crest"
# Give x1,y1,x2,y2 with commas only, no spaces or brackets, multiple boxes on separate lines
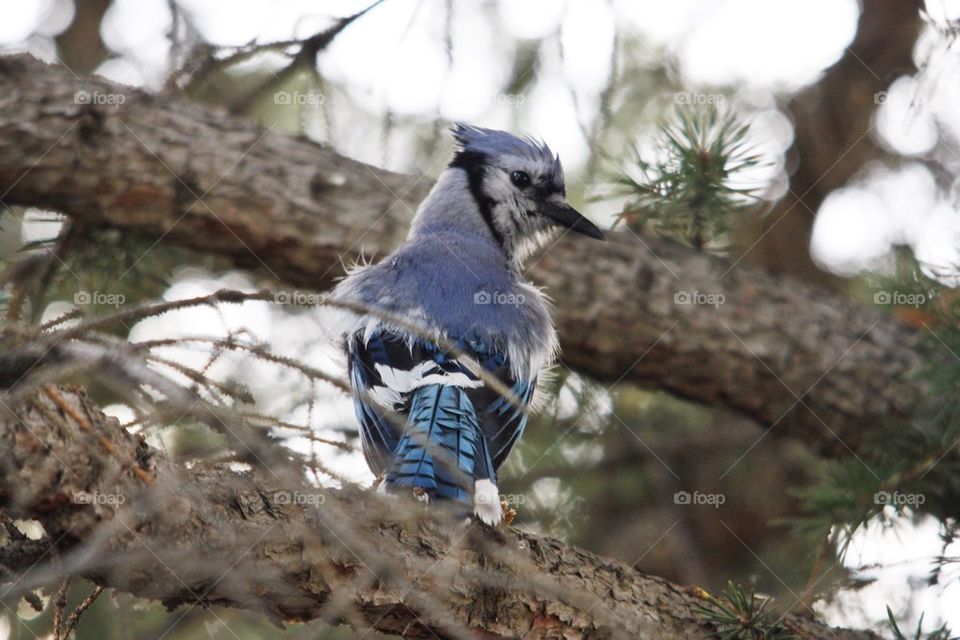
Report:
450,123,563,181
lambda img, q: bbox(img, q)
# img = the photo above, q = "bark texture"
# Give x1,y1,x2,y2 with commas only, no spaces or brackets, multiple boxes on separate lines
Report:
0,54,934,455
0,385,879,640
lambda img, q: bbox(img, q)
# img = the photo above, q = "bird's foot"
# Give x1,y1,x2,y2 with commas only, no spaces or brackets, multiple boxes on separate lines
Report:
500,499,517,526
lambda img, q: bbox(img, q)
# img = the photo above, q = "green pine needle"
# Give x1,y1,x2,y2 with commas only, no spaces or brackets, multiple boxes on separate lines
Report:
886,606,954,640
785,311,960,576
608,104,764,251
693,581,797,640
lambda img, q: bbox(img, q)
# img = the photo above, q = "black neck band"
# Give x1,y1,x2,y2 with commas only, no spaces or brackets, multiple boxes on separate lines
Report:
449,151,506,252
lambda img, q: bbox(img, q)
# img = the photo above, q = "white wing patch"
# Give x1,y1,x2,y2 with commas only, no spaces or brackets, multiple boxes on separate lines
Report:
418,372,484,388
368,385,403,409
371,361,484,410
375,361,436,393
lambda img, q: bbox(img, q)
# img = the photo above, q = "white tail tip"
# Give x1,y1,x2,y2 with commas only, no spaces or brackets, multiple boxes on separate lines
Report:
473,479,503,526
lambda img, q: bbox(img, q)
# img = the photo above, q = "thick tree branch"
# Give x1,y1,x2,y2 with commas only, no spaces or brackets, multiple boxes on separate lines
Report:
0,54,933,454
0,386,878,639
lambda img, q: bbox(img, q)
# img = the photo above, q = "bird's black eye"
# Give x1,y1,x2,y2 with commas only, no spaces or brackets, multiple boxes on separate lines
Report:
510,171,531,188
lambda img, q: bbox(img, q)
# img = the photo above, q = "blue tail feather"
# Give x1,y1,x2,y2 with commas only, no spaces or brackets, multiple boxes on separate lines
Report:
385,383,490,504
349,329,537,511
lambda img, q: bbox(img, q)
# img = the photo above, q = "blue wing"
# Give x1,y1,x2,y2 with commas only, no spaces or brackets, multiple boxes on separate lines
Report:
457,343,535,470
347,329,534,503
347,331,407,477
482,378,535,469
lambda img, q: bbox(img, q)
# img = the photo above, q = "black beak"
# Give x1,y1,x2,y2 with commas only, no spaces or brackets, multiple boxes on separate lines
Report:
540,200,606,241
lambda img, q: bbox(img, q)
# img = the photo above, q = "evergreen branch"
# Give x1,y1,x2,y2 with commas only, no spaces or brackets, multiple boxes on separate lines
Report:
693,581,797,640
604,103,764,251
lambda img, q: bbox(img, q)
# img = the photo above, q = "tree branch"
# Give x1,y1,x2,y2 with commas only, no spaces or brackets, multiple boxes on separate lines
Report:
0,54,934,455
0,385,879,639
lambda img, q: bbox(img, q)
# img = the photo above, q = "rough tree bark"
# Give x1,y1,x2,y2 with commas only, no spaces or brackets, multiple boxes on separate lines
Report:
0,385,878,640
0,54,933,456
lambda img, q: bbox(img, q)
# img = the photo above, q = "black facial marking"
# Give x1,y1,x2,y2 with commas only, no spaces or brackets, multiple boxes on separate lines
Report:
449,150,505,249
508,195,524,233
535,175,564,199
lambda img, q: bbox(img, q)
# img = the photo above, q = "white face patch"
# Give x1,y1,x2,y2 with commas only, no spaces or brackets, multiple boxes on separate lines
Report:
480,159,562,265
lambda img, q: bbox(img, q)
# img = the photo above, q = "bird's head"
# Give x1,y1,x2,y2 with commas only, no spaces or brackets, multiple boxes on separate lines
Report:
446,123,604,263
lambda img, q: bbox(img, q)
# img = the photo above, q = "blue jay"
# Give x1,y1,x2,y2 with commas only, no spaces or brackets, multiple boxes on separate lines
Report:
332,124,604,525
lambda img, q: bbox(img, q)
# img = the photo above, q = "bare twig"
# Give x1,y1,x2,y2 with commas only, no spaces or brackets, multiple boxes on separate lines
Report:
228,0,387,114
52,576,70,640
61,584,105,639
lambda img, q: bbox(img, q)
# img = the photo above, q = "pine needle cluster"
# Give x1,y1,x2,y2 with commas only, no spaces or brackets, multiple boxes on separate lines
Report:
693,581,796,640
609,104,763,251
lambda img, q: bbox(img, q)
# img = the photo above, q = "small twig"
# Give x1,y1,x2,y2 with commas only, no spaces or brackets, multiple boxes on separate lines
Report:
185,39,305,91
164,0,183,92
31,221,78,326
229,0,387,114
38,308,83,333
31,287,528,416
52,576,71,640
47,289,274,343
61,584,105,639
133,334,350,393
242,412,354,451
143,352,250,406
